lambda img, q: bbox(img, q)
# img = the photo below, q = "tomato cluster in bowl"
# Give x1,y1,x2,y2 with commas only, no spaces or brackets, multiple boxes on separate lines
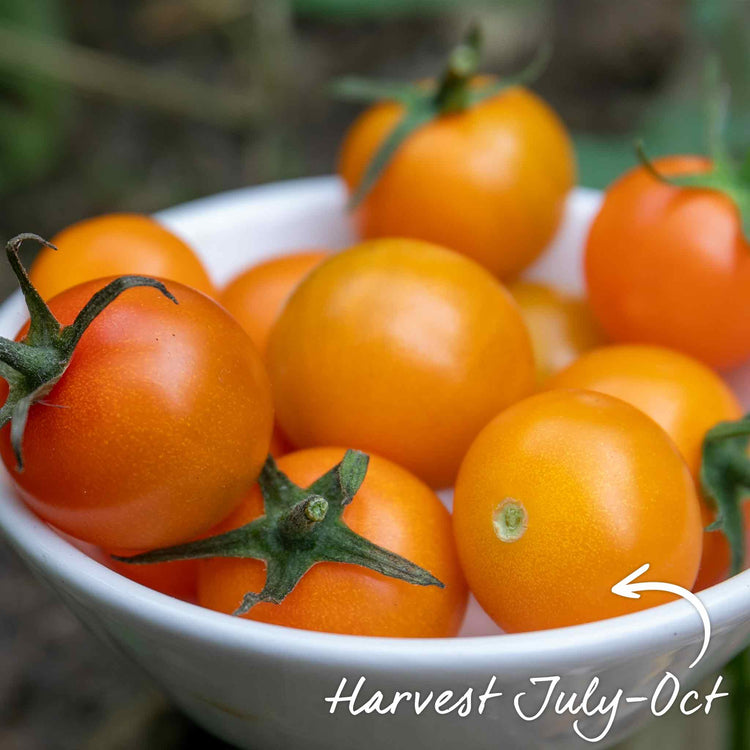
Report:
1,29,748,643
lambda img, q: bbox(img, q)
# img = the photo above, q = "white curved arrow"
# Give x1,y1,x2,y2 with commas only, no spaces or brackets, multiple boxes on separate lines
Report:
611,563,711,669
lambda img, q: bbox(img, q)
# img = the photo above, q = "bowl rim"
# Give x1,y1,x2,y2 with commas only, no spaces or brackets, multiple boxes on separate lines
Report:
1,176,748,671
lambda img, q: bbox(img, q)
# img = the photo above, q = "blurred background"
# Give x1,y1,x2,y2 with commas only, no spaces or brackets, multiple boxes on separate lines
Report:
0,0,747,748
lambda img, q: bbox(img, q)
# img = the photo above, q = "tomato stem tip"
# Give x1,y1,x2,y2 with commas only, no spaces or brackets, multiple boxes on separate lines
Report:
332,24,551,209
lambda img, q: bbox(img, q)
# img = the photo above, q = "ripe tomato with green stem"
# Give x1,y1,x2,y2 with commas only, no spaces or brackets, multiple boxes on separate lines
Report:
0,234,274,550
585,76,750,369
117,448,468,637
30,214,216,301
548,344,746,589
453,389,703,633
336,25,575,280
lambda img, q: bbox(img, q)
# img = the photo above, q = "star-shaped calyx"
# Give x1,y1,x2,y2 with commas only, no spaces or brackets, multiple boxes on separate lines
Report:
114,450,444,615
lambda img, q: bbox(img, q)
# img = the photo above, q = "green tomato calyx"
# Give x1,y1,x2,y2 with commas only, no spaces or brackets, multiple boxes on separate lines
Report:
114,450,444,615
332,23,550,209
700,413,750,576
0,234,177,471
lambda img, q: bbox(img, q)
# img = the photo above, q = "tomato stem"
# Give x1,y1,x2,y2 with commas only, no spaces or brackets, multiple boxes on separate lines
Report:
114,451,444,615
635,63,750,243
0,234,177,470
332,24,550,209
700,413,750,575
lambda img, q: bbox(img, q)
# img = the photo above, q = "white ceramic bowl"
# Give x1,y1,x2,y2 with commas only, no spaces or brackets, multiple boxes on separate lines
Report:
1,177,749,750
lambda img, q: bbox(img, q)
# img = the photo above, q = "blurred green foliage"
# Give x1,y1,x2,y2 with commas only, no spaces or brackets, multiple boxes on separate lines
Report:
575,0,749,188
293,0,540,19
0,0,69,194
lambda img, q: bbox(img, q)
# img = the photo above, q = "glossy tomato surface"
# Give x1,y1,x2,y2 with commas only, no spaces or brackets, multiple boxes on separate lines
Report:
31,214,216,300
220,249,330,358
339,85,575,279
0,277,273,549
267,238,535,488
509,280,605,384
585,156,750,369
198,447,469,637
453,389,703,633
548,344,744,589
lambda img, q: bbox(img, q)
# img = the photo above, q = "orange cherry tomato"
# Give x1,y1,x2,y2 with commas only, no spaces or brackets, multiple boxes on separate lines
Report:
585,156,750,369
339,85,575,279
30,214,216,301
547,344,744,589
108,549,198,601
453,389,702,632
198,447,468,637
509,281,605,384
0,278,273,549
267,238,535,488
220,249,330,358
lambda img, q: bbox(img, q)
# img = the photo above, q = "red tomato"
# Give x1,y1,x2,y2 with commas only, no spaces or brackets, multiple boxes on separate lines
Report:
1,278,274,549
585,156,750,369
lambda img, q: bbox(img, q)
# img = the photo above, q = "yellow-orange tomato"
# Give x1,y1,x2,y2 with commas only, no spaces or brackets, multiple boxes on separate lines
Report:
198,448,468,637
268,424,293,458
453,389,702,633
267,238,535,488
547,344,743,589
30,214,215,300
509,281,605,384
338,85,575,279
220,250,330,358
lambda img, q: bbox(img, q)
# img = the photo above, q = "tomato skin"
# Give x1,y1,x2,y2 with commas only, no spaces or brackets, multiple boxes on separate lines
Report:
267,238,535,488
108,550,198,601
268,424,293,458
453,389,702,633
0,277,274,550
220,250,330,358
30,214,216,301
509,281,605,384
585,156,750,369
338,84,575,279
547,344,744,590
198,448,468,637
